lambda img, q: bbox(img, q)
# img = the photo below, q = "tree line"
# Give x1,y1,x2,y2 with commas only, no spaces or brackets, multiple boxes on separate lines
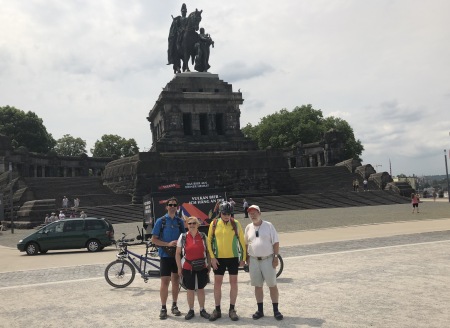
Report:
0,106,139,158
242,104,363,160
1,104,364,159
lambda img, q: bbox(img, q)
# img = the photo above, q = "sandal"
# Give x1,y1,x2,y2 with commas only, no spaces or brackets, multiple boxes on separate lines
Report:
252,311,264,320
274,311,284,321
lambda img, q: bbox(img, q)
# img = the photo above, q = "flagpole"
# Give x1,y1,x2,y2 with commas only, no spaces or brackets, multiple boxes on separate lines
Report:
444,150,450,202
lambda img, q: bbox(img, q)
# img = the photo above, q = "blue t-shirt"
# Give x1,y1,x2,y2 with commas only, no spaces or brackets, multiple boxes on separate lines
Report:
152,214,186,257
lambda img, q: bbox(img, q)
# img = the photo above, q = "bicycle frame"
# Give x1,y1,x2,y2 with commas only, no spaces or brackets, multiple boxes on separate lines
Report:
117,242,160,281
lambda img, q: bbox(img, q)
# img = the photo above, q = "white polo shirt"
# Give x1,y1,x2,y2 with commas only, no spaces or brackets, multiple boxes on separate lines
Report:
244,220,279,257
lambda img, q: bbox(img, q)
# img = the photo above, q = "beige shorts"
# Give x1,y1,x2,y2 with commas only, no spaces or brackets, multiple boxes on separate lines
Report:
249,256,277,287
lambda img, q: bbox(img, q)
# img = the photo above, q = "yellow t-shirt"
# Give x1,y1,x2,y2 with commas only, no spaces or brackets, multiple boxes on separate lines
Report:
207,218,246,261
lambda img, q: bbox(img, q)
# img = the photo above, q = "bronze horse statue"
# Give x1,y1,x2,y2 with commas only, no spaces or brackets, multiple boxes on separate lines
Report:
173,9,202,73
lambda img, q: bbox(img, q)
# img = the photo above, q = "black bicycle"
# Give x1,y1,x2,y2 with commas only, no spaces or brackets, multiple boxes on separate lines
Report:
104,233,161,288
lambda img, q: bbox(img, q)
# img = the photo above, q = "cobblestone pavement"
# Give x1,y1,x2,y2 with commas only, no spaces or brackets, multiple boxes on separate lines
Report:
1,230,449,289
1,232,450,328
1,202,450,327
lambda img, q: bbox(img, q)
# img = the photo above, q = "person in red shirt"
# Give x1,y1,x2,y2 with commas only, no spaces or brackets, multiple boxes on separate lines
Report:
176,216,211,320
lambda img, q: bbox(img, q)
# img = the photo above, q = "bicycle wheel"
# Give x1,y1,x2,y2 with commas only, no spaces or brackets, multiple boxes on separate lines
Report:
104,260,136,288
276,254,284,278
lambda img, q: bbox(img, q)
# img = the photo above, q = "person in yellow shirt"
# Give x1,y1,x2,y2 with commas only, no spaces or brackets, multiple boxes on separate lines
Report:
207,201,246,322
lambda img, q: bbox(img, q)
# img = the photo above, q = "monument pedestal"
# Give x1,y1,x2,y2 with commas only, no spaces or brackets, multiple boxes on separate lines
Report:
147,72,257,152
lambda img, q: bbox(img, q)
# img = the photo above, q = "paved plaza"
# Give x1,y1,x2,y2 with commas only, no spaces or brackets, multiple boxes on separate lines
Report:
0,199,449,327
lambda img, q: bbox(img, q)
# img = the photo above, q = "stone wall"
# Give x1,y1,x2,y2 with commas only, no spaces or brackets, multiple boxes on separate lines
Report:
103,149,293,203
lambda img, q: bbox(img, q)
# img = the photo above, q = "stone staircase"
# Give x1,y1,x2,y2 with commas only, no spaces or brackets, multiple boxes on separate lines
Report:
23,177,131,207
289,166,356,193
10,177,134,228
232,190,410,214
4,165,411,230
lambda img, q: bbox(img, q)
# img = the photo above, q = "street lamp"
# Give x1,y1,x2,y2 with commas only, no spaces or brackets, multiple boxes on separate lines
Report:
445,150,450,202
9,162,14,233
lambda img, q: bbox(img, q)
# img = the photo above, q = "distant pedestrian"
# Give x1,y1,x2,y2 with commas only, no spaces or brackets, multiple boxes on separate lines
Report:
62,196,68,208
411,193,419,213
44,214,50,224
352,179,357,191
59,211,66,220
73,198,80,209
229,198,236,211
363,179,368,191
243,199,249,218
80,211,87,219
355,179,359,192
49,212,58,222
432,191,437,202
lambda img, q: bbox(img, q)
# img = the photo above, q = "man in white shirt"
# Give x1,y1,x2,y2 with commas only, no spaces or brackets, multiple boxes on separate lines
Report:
244,205,283,321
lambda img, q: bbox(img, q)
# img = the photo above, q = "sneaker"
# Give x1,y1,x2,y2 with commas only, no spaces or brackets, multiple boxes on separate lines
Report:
171,306,181,316
159,309,167,320
252,311,264,319
200,309,210,319
209,309,221,321
185,310,195,320
274,311,284,321
229,309,239,321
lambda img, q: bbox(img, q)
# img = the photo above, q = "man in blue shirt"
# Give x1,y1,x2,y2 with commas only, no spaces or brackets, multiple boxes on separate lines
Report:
152,197,186,319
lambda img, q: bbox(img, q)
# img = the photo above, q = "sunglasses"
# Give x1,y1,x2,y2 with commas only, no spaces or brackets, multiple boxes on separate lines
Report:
187,222,197,225
167,204,178,207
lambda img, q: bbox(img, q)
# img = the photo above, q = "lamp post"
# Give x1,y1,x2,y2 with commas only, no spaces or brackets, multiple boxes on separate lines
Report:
9,162,14,233
445,150,450,202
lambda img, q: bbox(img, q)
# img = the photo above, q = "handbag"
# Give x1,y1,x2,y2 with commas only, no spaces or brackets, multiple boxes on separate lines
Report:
187,258,205,271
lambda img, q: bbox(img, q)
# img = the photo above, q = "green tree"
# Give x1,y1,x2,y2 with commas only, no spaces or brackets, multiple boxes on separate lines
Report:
54,134,87,156
322,116,364,160
0,105,56,153
91,134,139,158
242,104,364,159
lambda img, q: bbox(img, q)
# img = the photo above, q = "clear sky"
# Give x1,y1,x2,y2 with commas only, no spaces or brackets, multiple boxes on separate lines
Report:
1,1,449,176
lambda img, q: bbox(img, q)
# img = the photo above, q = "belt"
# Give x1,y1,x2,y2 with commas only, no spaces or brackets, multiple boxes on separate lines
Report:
253,254,273,261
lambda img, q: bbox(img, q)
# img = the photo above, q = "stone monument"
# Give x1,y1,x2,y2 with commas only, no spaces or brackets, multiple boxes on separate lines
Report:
102,6,294,201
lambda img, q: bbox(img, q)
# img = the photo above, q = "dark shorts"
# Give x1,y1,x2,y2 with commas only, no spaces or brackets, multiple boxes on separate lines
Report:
413,203,418,208
182,268,209,290
160,257,178,277
213,257,239,275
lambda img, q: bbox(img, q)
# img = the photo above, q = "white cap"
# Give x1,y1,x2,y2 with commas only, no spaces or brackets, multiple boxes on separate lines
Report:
248,205,260,213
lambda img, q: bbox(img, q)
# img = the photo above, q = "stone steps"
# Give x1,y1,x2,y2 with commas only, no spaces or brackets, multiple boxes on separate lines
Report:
233,190,409,213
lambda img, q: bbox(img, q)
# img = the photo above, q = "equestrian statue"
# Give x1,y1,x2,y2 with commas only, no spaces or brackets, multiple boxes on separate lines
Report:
167,3,213,74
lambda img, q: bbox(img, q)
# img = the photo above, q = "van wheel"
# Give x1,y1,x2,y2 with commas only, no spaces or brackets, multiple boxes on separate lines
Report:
87,239,101,252
26,242,39,255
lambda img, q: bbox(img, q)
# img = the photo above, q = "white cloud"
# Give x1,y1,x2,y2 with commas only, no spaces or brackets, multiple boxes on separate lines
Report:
1,0,450,175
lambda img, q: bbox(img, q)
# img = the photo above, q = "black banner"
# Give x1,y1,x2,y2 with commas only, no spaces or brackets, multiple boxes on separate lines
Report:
144,188,226,232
